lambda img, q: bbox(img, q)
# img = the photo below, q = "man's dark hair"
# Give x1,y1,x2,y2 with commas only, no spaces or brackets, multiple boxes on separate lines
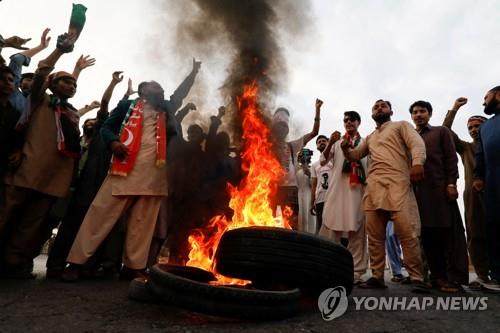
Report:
83,118,96,127
20,72,34,82
316,135,328,143
275,107,290,116
0,65,14,78
375,99,392,110
489,85,500,92
409,100,433,115
344,111,361,122
137,81,148,96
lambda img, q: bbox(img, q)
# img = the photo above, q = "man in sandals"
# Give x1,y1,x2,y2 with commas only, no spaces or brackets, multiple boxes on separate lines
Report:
341,99,428,293
410,100,468,293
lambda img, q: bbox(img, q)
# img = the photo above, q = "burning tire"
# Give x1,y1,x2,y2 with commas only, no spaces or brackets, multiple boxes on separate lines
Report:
214,226,354,294
148,264,301,320
155,263,216,283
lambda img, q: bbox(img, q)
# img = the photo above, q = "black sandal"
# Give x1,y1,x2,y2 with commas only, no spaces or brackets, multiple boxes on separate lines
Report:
359,277,388,289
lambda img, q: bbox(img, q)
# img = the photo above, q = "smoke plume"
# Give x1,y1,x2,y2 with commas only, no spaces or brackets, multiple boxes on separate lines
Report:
170,0,312,130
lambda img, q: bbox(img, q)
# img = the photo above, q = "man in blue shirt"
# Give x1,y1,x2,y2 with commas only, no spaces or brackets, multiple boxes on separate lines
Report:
8,28,51,114
474,85,500,292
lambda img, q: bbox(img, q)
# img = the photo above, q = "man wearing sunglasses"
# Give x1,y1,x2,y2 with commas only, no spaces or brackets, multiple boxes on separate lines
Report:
319,111,368,285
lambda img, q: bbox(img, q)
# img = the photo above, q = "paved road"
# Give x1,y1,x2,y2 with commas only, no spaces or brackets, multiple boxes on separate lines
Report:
0,255,499,333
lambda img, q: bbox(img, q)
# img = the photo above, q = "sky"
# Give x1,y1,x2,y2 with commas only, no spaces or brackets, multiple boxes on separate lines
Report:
1,0,500,207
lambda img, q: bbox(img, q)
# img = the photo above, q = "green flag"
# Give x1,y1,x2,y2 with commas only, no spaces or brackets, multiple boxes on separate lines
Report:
69,4,87,36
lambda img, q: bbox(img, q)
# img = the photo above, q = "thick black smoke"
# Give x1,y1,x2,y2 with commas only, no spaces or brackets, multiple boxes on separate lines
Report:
173,0,312,116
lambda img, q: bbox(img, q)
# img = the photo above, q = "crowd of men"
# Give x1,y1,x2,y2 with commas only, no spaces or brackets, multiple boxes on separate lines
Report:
1,28,499,295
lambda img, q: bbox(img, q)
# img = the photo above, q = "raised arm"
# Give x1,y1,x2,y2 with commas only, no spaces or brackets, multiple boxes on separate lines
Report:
31,33,76,104
167,58,201,112
98,71,124,122
320,131,341,166
20,28,51,60
1,35,31,65
122,78,137,101
2,35,31,50
72,54,95,80
206,106,225,154
443,97,468,153
302,98,323,145
8,29,51,87
175,102,197,124
78,100,101,116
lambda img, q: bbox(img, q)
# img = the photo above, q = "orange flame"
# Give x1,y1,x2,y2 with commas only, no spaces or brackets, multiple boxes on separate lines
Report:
186,81,291,285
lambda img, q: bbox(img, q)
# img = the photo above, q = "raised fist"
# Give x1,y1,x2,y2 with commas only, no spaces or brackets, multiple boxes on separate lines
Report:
452,97,468,111
56,33,77,53
315,98,323,110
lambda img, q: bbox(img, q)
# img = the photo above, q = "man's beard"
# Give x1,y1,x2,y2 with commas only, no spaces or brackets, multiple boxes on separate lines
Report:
318,144,326,153
484,98,499,115
372,112,391,123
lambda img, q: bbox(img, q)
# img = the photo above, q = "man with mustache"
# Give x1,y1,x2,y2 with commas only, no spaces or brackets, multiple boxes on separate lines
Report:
341,99,427,293
442,97,493,290
473,85,500,292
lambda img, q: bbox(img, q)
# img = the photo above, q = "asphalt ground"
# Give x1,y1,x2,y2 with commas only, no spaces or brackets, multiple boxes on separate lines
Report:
0,255,499,333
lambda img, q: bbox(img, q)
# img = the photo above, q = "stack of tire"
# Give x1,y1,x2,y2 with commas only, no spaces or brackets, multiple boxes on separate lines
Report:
129,226,354,320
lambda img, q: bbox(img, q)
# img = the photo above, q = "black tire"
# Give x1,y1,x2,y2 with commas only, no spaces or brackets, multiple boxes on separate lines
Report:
128,277,158,303
148,264,301,320
214,226,354,294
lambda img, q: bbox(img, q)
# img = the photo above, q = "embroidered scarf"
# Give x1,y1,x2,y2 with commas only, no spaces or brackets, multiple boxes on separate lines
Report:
342,133,366,187
110,99,167,176
49,95,81,159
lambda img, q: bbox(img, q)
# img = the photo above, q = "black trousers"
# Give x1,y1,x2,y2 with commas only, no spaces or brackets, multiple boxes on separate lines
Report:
1,186,55,270
421,222,468,285
46,199,88,271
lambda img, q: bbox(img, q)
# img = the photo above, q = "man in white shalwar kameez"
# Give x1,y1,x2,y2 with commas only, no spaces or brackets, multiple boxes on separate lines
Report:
319,111,368,283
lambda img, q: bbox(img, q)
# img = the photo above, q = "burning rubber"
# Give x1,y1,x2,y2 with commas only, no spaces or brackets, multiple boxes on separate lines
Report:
215,226,354,295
